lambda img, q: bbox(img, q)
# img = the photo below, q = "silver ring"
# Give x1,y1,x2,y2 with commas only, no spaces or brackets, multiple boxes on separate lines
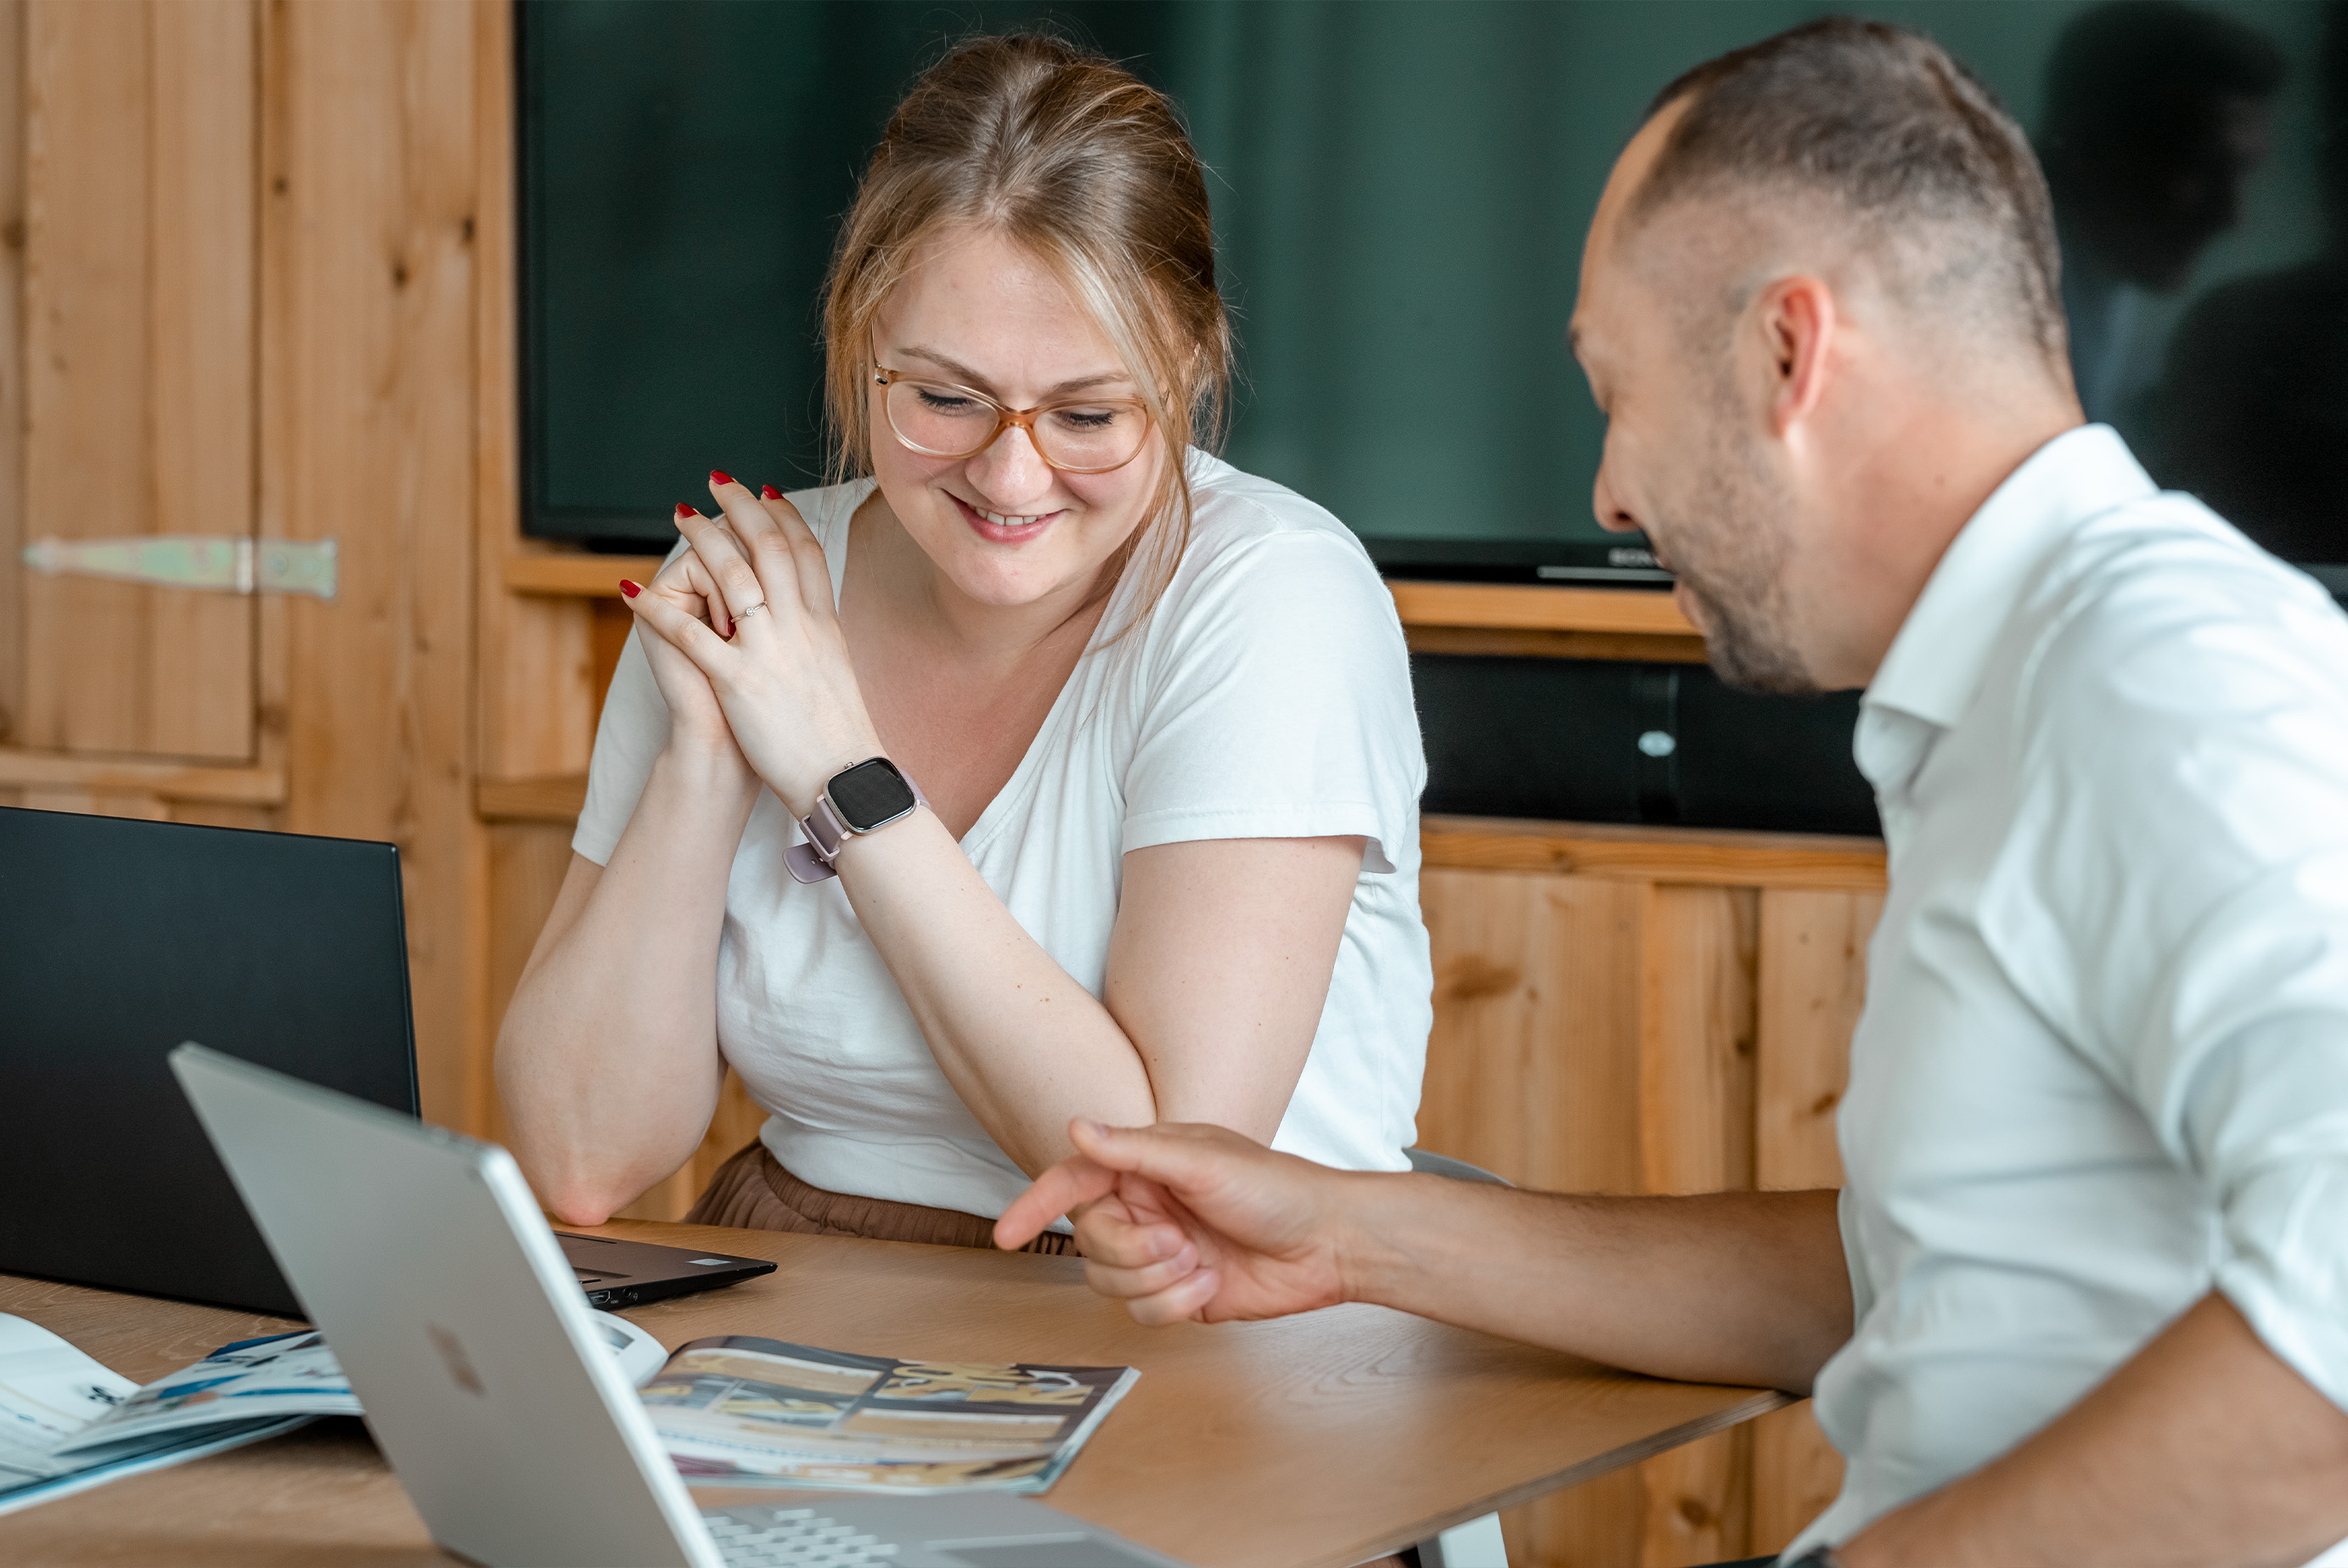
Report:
733,601,768,622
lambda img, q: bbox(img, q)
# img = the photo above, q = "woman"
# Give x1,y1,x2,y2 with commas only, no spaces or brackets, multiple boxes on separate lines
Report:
496,34,1430,1249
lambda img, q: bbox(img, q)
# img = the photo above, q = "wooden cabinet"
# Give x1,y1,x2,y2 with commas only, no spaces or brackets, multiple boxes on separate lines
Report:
1414,818,1882,1566
0,0,494,1130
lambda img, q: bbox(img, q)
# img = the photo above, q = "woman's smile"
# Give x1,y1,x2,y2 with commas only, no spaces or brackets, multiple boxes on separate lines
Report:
949,489,1065,545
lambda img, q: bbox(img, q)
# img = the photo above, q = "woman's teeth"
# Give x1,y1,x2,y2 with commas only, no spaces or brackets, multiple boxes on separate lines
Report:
978,508,1047,528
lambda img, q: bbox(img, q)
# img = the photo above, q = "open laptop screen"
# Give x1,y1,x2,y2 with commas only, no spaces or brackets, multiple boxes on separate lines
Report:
0,806,419,1314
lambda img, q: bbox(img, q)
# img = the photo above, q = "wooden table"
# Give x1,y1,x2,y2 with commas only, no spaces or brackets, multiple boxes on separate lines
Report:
0,1218,1787,1568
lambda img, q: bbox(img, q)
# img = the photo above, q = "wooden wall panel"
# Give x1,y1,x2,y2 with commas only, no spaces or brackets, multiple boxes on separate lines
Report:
1755,888,1878,1192
1420,860,1879,1566
21,0,256,764
1748,886,1882,1556
266,0,484,1130
471,0,592,792
1418,868,1642,1193
24,0,147,755
1639,884,1758,1195
145,0,257,762
0,0,21,750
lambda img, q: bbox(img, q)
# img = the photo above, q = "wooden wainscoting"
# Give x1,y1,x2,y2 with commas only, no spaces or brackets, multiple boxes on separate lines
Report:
1414,816,1882,1567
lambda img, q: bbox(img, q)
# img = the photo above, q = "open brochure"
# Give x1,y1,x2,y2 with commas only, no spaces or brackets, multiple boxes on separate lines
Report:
1,1315,1131,1514
0,1308,664,1518
643,1336,1137,1493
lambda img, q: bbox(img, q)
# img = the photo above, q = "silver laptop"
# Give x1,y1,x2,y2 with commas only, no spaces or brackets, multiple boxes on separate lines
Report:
169,1043,1188,1568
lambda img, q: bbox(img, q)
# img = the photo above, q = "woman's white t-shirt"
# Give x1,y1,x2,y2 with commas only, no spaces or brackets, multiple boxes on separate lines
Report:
572,452,1433,1222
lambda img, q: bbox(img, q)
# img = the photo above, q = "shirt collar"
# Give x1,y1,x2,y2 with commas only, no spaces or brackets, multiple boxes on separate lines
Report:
1862,424,2154,735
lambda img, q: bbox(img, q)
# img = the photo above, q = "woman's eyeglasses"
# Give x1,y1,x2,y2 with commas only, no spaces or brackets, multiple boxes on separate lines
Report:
873,366,1153,475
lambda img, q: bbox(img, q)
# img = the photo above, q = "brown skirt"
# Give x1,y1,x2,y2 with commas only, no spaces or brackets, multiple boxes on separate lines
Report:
684,1140,1078,1256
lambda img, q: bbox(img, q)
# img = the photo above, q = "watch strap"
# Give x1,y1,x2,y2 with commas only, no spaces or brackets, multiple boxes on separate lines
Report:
784,763,926,885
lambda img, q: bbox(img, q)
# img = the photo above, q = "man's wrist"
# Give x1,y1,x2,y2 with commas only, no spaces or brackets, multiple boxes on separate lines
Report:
1333,1168,1449,1312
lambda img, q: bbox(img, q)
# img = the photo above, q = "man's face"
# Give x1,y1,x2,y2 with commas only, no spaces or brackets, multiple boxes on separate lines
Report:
1571,116,1816,694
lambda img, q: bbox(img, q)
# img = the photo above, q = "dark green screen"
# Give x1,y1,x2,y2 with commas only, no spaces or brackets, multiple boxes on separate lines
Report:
522,1,2328,550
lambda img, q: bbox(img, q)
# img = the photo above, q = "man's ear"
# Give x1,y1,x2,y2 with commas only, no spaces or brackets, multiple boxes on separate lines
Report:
1754,275,1838,436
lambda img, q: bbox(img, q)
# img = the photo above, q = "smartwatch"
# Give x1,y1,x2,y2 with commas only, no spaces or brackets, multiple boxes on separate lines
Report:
784,757,926,884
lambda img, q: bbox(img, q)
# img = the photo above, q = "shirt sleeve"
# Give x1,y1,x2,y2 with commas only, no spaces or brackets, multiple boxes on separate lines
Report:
1120,528,1424,874
572,621,673,867
1998,563,2348,1413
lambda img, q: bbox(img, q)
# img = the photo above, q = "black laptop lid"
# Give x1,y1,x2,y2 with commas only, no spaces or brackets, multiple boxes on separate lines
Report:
0,806,419,1315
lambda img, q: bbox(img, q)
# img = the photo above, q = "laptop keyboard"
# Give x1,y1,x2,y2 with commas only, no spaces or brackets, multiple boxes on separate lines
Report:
704,1507,901,1565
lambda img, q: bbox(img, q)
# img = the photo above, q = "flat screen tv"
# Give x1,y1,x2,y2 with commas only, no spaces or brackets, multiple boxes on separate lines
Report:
520,0,2348,601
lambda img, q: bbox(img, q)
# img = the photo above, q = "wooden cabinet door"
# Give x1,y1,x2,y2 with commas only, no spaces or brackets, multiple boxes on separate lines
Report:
3,0,264,818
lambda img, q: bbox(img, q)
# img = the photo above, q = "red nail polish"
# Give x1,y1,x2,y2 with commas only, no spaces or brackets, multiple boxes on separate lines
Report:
675,503,696,520
619,579,641,599
761,484,782,500
710,469,735,487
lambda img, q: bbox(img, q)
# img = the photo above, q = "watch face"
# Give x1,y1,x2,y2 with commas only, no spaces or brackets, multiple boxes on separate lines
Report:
829,757,918,832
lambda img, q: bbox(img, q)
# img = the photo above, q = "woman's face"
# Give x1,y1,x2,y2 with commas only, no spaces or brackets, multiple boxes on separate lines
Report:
866,228,1165,613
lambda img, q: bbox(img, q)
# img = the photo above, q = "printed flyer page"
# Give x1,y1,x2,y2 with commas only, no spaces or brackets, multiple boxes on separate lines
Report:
642,1336,1137,1492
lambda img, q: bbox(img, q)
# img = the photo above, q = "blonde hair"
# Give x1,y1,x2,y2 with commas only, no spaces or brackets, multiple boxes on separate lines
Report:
823,33,1231,629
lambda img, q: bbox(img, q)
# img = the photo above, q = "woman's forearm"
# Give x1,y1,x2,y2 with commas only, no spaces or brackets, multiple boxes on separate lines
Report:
834,809,1160,1176
496,748,762,1221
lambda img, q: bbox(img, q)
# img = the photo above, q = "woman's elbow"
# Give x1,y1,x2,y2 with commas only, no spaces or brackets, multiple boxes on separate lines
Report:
508,1143,629,1228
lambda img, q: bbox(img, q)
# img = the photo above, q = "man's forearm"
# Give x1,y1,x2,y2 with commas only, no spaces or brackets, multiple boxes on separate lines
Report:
1340,1178,1852,1392
1842,1293,2348,1568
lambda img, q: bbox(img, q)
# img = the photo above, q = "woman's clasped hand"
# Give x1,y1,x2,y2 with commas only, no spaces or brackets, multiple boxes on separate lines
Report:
623,475,887,821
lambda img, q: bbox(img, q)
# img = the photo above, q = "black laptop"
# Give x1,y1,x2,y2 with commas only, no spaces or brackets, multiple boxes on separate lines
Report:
0,806,772,1316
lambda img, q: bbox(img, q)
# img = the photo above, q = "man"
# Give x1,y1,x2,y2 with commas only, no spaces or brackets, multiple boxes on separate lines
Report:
995,19,2348,1568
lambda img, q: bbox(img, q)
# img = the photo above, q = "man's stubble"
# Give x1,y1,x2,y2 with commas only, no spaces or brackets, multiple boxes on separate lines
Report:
1663,405,1815,695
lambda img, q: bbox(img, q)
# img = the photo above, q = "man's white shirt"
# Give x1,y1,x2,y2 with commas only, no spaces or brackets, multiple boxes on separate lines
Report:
1786,426,2348,1563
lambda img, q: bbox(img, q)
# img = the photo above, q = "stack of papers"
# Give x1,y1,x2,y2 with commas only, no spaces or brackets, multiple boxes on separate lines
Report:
0,1314,1134,1514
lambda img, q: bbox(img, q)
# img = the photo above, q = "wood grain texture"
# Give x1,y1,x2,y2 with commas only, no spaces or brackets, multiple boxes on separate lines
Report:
0,1230,1786,1568
472,0,592,786
267,0,486,1132
474,771,588,823
0,0,22,750
1423,815,1887,891
18,784,169,818
1416,868,1643,1194
1754,888,1879,1191
1405,624,1710,665
1639,885,1758,1196
166,798,280,832
1747,887,1882,1554
1750,1402,1846,1558
1637,1425,1752,1567
503,551,669,595
1388,581,1697,637
22,0,257,764
0,745,282,801
145,0,258,762
24,0,149,755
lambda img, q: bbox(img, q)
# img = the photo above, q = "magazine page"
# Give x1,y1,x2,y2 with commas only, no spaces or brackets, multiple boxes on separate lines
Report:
642,1336,1138,1493
52,1331,356,1455
55,1308,663,1457
0,1313,310,1521
0,1314,140,1485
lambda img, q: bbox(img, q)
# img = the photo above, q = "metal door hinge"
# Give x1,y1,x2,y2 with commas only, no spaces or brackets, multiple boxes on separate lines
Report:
21,536,337,600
